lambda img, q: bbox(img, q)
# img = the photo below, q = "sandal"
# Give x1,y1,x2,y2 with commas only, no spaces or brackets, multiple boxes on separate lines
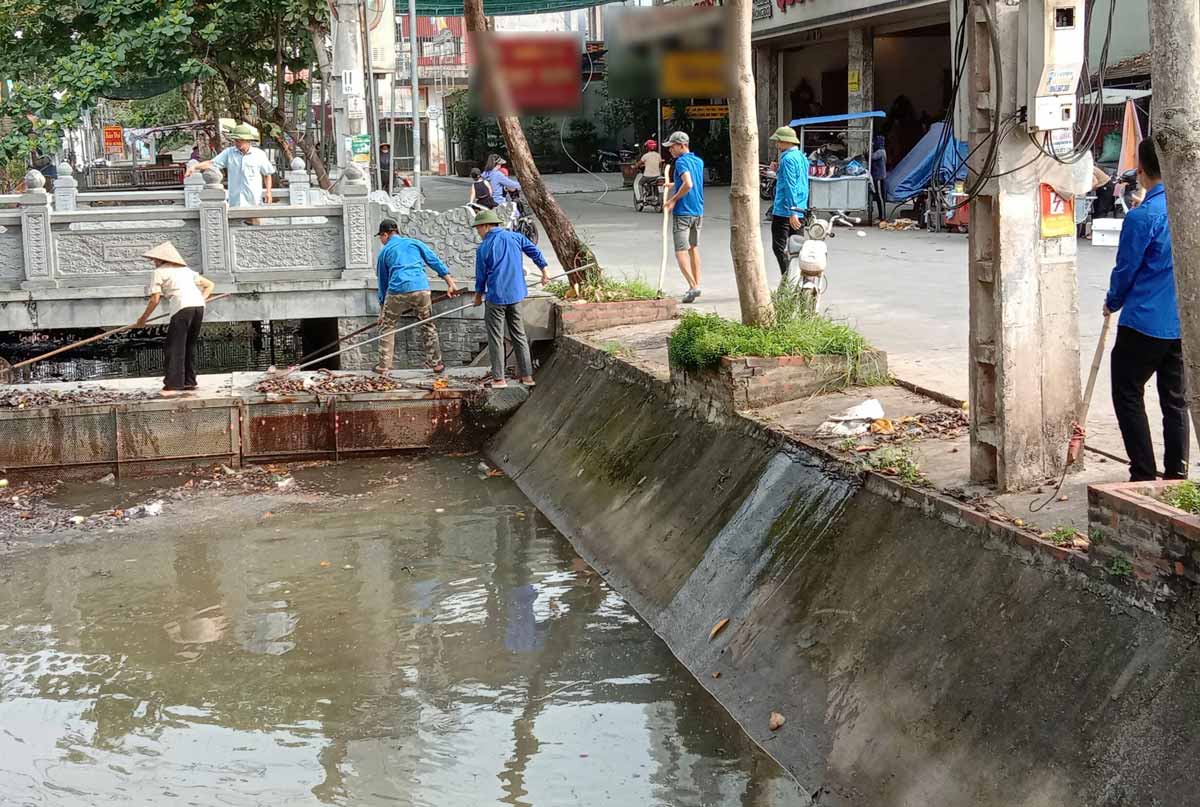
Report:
519,377,536,387
489,379,510,389
373,366,390,376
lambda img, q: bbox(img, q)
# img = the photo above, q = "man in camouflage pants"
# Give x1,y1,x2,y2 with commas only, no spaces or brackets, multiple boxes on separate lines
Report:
374,218,459,373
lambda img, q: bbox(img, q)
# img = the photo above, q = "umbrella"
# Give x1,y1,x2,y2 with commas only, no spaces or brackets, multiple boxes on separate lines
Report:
1117,97,1143,177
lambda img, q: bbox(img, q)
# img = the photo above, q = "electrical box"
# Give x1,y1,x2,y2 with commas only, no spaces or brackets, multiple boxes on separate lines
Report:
1019,0,1085,133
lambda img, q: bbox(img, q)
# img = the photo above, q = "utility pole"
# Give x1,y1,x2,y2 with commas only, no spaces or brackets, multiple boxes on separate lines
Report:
408,0,421,202
1148,0,1200,443
331,0,368,173
965,0,1083,491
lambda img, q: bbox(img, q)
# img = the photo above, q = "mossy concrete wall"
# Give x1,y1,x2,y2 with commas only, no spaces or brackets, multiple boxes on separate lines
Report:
488,337,1200,807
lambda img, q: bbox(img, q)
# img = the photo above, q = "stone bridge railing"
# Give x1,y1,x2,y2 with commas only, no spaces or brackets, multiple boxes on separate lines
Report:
0,160,374,292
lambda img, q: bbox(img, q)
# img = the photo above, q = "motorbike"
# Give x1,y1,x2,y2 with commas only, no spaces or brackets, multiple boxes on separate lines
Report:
1114,168,1140,216
504,189,539,245
597,146,636,173
759,164,777,201
634,174,665,213
784,207,863,312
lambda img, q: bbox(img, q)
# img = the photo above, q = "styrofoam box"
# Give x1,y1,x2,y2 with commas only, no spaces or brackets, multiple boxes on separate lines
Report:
1092,217,1123,247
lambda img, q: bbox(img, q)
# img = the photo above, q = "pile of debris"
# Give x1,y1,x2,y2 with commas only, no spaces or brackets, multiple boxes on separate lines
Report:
878,218,919,232
255,369,407,395
870,408,970,443
0,387,154,409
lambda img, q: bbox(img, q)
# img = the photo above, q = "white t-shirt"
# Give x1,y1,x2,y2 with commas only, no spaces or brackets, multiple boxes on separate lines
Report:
150,265,206,316
641,151,663,178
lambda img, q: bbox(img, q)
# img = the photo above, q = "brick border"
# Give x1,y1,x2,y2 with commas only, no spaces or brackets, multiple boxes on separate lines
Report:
556,298,679,335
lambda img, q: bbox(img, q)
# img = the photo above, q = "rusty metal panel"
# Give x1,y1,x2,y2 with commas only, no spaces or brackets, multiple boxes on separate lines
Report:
334,399,461,451
0,408,117,469
115,403,237,462
243,400,334,458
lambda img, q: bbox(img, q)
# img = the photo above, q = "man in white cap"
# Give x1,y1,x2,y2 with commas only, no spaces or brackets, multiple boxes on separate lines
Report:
186,123,275,219
135,242,215,396
663,131,705,303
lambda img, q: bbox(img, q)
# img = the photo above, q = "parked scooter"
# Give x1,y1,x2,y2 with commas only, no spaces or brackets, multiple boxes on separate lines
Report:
759,163,777,201
597,146,636,173
1114,168,1141,216
504,188,539,244
784,207,864,312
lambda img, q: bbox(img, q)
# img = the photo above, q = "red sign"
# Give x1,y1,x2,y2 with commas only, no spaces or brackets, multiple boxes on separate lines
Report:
776,0,815,13
479,33,582,115
1040,184,1075,238
103,125,124,154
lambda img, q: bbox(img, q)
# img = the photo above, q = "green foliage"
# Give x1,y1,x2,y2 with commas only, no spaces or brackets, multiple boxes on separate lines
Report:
524,116,558,158
667,309,868,372
565,118,598,163
1106,557,1133,579
547,275,659,303
1047,526,1078,547
1162,480,1200,515
601,341,637,361
0,0,328,162
445,89,502,164
863,445,924,486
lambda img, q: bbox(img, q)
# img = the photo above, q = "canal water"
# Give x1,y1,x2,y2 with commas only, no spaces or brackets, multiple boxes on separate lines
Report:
0,456,807,806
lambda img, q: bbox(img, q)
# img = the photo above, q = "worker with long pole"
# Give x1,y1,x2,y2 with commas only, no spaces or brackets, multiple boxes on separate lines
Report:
134,242,216,397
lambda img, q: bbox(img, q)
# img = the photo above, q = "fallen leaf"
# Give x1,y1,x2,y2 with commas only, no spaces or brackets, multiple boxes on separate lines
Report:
319,560,331,568
432,378,450,390
1013,518,1025,527
711,671,721,679
1058,495,1070,502
769,712,786,731
1072,536,1091,551
485,469,505,478
709,618,730,641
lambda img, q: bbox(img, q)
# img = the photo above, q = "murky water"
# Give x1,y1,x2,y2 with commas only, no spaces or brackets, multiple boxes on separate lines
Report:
0,457,806,806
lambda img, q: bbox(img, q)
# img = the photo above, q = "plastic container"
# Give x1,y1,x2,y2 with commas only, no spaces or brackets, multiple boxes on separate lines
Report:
1092,217,1123,247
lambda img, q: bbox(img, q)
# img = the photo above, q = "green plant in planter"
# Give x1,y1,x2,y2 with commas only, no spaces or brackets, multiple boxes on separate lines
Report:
1162,480,1200,514
667,310,868,372
547,275,658,303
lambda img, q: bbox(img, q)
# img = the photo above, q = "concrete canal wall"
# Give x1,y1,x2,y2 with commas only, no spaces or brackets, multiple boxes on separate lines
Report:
489,337,1200,807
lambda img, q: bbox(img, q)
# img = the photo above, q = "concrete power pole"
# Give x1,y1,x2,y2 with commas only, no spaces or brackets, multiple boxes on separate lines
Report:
332,0,368,173
1149,0,1200,447
965,0,1083,491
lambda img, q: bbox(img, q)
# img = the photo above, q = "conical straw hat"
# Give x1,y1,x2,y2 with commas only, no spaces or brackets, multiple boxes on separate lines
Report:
142,241,187,266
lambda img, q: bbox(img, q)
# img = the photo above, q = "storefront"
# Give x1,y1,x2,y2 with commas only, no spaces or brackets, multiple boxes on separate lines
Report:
751,0,956,163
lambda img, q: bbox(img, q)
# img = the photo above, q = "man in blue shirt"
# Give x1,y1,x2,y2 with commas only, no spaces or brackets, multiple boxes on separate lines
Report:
664,131,705,303
1104,138,1188,481
768,126,809,282
374,218,459,375
471,208,549,388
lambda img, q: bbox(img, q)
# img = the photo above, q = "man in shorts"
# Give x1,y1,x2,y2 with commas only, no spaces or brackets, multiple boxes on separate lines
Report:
663,131,705,303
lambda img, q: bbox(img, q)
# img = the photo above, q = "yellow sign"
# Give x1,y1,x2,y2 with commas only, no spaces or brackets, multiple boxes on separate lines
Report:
660,50,729,98
848,70,860,93
661,105,729,120
1040,184,1075,238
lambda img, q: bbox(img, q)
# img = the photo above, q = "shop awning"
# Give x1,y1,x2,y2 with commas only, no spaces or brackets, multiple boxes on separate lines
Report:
414,0,620,15
789,111,886,127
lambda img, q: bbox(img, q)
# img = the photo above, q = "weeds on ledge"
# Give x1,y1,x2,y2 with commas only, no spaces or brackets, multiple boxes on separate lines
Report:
667,304,868,373
862,444,924,486
1046,526,1079,547
545,271,659,304
601,341,637,361
1106,557,1133,579
1162,480,1200,515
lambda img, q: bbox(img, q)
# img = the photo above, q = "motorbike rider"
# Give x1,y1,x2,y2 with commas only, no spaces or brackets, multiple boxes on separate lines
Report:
634,139,663,205
482,154,520,207
768,126,810,281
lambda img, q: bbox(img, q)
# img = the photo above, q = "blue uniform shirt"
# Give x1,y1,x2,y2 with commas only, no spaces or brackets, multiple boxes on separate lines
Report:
475,227,547,305
772,146,810,217
672,152,705,216
376,236,451,305
1105,184,1180,339
482,168,520,205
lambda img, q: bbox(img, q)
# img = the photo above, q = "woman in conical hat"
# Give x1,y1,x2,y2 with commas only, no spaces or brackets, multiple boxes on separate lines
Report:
135,241,215,397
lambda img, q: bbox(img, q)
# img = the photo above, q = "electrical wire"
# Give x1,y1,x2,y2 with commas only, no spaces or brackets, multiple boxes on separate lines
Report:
558,46,609,203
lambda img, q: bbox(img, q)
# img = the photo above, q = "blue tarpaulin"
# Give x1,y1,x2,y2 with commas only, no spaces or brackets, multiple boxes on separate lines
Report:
788,111,887,128
884,123,968,202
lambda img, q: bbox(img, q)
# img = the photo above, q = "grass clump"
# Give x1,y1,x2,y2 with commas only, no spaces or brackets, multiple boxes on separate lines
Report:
1106,557,1133,579
667,287,868,372
601,341,637,360
1162,480,1200,515
863,444,924,485
1046,526,1078,547
546,273,659,303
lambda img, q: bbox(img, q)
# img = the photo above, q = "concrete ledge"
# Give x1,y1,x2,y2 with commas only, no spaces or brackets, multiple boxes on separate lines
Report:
670,349,888,411
1088,479,1200,607
555,297,678,335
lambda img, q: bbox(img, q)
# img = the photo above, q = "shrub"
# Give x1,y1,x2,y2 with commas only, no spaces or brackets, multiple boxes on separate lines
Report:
1162,480,1200,515
668,310,868,372
546,275,659,303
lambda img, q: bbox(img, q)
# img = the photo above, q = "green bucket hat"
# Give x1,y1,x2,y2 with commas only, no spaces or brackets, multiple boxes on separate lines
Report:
229,123,259,142
769,126,800,145
472,208,502,227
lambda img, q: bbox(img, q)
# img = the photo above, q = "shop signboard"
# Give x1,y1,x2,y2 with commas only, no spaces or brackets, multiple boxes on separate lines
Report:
661,104,729,120
752,0,772,19
350,134,372,163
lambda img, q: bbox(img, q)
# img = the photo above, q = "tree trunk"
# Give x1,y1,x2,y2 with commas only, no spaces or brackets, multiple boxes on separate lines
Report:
463,0,597,282
726,0,774,327
1149,0,1200,446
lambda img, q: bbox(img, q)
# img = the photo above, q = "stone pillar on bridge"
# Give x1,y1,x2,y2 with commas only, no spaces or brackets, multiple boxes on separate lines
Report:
184,171,205,209
199,168,234,283
53,164,77,211
20,170,56,290
340,164,373,280
286,157,322,224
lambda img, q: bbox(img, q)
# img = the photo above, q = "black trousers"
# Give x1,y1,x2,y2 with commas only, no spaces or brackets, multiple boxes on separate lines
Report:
164,306,204,391
1110,325,1189,481
770,215,802,279
872,178,887,222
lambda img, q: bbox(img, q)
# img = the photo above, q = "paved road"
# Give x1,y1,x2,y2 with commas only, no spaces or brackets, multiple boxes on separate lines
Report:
421,175,1193,471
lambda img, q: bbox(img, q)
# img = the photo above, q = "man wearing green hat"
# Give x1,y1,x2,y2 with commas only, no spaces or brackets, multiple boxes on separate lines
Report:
470,208,548,388
768,125,809,281
186,123,275,212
